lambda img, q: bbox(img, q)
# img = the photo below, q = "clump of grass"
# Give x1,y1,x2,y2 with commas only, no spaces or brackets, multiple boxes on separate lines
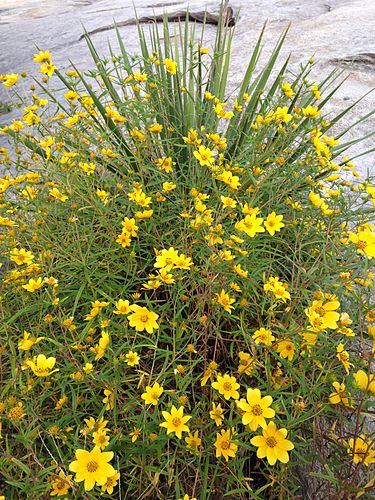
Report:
0,5,374,499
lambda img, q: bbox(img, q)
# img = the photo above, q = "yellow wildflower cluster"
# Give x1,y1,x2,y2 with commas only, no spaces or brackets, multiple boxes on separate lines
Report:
1,24,374,498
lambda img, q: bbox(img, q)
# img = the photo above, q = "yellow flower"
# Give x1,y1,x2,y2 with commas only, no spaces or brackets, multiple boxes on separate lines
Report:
116,233,131,247
40,61,56,77
25,354,58,377
105,106,125,124
251,422,294,465
160,405,191,439
264,212,285,236
235,214,265,238
252,327,275,346
135,209,153,219
216,289,235,313
50,470,72,497
33,50,52,63
96,189,109,205
220,195,237,208
9,120,24,133
22,277,44,293
263,276,290,302
91,330,110,361
311,84,322,99
215,170,240,189
348,435,375,466
233,264,248,278
49,187,68,202
18,331,45,351
193,146,215,167
82,417,108,437
305,299,340,331
141,382,164,405
69,447,116,491
366,308,375,323
174,254,193,270
0,216,16,227
125,351,140,367
154,156,175,172
129,427,141,442
154,247,179,270
201,361,218,386
204,91,215,100
128,305,159,333
163,181,176,192
206,133,227,150
212,374,240,400
183,128,202,146
101,471,120,494
329,381,351,407
93,429,110,450
1,73,19,87
339,312,352,326
83,363,93,373
163,58,177,75
354,370,375,395
79,162,96,175
64,90,79,101
348,229,375,258
101,148,118,158
273,106,292,123
237,388,275,431
238,351,255,375
210,402,224,426
10,248,34,265
234,99,243,112
148,122,163,133
214,429,238,461
113,299,132,315
336,343,353,374
214,102,234,119
55,395,68,410
133,71,147,82
230,282,241,293
7,402,25,421
242,203,260,215
103,389,114,410
85,300,110,321
276,340,295,361
281,82,294,98
23,111,40,126
64,115,79,127
302,105,321,118
338,326,355,337
185,431,202,453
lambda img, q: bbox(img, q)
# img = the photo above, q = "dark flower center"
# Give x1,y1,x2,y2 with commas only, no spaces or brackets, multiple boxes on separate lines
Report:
251,404,263,416
266,437,277,448
86,460,99,473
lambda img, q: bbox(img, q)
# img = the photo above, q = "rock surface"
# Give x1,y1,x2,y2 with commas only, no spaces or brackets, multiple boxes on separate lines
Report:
0,0,374,174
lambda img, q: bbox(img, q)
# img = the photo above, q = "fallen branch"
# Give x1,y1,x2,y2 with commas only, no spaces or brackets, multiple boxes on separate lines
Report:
330,53,375,65
78,8,235,41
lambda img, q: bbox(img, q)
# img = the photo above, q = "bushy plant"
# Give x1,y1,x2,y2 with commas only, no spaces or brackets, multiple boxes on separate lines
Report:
0,7,374,499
